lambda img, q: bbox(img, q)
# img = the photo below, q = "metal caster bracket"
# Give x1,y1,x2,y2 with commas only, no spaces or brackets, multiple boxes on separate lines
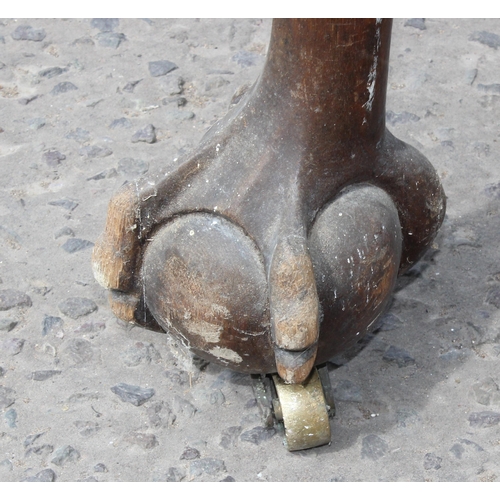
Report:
252,366,334,451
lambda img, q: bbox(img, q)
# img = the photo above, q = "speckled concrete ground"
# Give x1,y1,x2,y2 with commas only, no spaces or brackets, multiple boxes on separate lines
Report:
0,18,499,482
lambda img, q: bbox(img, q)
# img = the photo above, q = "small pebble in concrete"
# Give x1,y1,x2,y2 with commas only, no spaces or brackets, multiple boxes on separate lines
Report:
51,445,80,466
96,32,126,49
164,369,190,386
22,469,56,482
460,438,484,452
0,289,32,310
3,338,25,355
205,76,230,92
62,238,94,253
74,420,100,437
0,225,21,247
25,444,54,458
477,83,500,94
404,19,426,30
172,395,197,417
72,36,95,47
450,438,484,459
131,124,156,144
125,431,159,450
152,467,185,482
111,382,155,406
484,182,500,199
468,411,500,428
220,426,242,449
24,432,45,448
27,117,46,130
42,344,57,357
79,145,113,158
73,321,105,334
4,408,17,428
66,338,94,364
58,297,97,319
120,341,161,366
383,345,415,367
0,459,12,472
170,109,195,121
464,68,478,85
109,117,132,129
122,80,142,92
50,82,78,95
180,447,200,460
0,319,18,332
117,157,149,176
423,452,442,470
240,426,276,445
148,60,178,77
469,31,500,50
395,409,420,428
11,25,46,42
439,347,470,363
472,377,500,405
189,458,226,478
65,128,90,143
210,389,226,405
91,19,119,32
94,463,108,473
162,96,188,107
67,392,99,404
160,75,185,95
39,67,67,79
43,150,66,167
32,285,52,297
18,94,39,105
449,443,464,459
146,401,176,428
87,169,117,181
386,110,420,126
42,316,64,337
374,312,404,331
54,227,75,239
49,199,78,211
231,50,260,67
83,98,103,107
485,286,500,308
192,356,210,372
361,434,388,460
30,370,61,381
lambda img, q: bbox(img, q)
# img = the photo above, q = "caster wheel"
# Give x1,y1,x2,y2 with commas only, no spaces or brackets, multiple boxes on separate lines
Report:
272,368,332,451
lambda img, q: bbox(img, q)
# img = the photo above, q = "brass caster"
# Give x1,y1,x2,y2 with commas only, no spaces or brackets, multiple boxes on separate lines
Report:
272,368,332,451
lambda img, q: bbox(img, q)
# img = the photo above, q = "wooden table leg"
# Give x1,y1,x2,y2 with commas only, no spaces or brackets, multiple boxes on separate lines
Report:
92,19,445,445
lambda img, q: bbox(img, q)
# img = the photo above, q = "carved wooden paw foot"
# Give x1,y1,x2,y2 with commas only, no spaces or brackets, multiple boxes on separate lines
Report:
92,19,445,388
